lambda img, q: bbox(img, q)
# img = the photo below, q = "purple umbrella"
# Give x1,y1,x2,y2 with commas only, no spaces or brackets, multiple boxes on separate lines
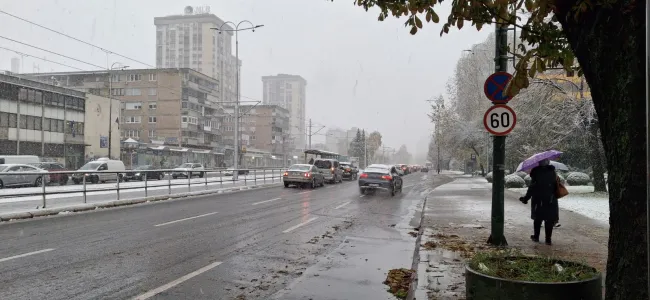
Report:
516,150,563,172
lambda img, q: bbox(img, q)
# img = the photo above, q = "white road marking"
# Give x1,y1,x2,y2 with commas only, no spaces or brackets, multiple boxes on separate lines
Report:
334,201,351,210
297,191,311,194
251,197,282,206
0,248,55,263
402,184,415,189
131,261,223,300
154,212,218,227
282,217,318,233
359,194,365,198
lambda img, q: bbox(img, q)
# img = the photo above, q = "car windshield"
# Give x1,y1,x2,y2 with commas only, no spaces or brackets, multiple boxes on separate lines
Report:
178,163,193,168
0,165,8,172
288,165,311,171
79,162,101,170
365,167,389,174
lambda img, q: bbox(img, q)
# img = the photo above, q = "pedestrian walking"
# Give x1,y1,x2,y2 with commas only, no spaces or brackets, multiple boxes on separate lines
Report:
519,159,559,245
308,158,314,164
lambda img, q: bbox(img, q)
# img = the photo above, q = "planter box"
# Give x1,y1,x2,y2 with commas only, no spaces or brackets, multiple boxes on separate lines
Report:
466,258,601,300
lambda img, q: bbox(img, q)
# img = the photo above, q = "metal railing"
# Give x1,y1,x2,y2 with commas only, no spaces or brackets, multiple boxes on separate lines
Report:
0,167,287,209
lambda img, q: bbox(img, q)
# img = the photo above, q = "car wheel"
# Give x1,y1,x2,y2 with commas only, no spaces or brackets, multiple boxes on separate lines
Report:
359,188,365,195
72,179,79,185
199,172,204,178
118,174,123,182
159,173,164,180
0,180,4,188
284,182,290,188
34,176,42,187
60,176,68,186
310,179,316,189
172,175,178,179
91,176,99,184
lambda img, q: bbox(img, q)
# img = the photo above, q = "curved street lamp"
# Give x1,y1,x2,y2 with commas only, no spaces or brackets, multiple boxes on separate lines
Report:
210,21,263,179
108,62,128,159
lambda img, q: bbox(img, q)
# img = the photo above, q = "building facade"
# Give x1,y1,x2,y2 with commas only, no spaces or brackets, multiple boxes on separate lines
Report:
84,94,120,160
25,68,227,168
10,57,20,74
154,6,239,103
262,74,307,150
0,73,86,168
222,104,290,167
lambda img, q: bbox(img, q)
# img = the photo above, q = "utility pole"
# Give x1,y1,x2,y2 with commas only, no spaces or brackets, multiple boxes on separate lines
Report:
308,118,312,149
363,129,367,168
487,21,509,246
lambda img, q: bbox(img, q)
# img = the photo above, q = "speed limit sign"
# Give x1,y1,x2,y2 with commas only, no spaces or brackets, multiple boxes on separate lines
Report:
483,105,517,136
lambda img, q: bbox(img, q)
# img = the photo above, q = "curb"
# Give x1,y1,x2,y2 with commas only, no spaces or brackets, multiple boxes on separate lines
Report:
407,195,428,300
0,182,283,223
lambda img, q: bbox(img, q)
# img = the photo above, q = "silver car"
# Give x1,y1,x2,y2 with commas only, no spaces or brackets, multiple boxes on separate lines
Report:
172,163,205,179
0,164,51,188
283,164,325,188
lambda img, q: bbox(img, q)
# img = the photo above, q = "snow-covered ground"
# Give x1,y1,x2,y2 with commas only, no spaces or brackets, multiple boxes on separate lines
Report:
509,186,609,223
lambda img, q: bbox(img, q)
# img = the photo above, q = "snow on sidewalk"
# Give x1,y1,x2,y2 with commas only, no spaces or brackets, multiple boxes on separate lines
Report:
510,185,609,224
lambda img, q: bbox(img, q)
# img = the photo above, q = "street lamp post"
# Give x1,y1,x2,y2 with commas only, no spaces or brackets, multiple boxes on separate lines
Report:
108,63,128,159
212,21,263,180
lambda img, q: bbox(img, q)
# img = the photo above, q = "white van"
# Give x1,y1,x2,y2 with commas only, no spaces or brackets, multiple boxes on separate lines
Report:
0,155,40,165
72,158,126,184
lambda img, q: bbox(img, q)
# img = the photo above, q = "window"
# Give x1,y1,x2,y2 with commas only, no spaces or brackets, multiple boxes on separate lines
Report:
181,116,188,123
124,130,139,138
149,73,157,81
42,117,50,131
148,130,155,138
147,88,157,96
127,74,142,82
126,88,142,96
19,115,26,129
125,102,142,110
26,115,35,130
148,116,157,123
251,135,256,141
148,102,157,109
111,88,125,96
125,116,141,123
50,119,58,132
111,74,121,82
0,112,7,127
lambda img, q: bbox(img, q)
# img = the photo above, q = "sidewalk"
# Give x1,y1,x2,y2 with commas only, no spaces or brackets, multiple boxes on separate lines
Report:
415,174,608,299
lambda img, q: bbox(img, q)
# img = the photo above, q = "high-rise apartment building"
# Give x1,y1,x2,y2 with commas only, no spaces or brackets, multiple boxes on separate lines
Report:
10,57,20,74
154,6,239,103
261,74,307,150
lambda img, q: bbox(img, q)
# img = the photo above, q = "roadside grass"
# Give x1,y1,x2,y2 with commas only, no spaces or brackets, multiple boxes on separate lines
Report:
469,249,599,282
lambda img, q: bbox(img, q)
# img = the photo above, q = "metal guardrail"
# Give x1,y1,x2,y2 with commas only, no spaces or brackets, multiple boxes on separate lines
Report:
0,167,287,209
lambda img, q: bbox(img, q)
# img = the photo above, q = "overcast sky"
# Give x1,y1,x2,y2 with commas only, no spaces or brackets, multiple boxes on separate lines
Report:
0,0,491,161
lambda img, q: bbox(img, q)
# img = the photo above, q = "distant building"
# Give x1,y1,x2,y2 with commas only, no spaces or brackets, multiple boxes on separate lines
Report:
10,57,20,74
262,74,307,150
154,6,239,104
222,104,290,167
84,94,120,160
0,73,86,168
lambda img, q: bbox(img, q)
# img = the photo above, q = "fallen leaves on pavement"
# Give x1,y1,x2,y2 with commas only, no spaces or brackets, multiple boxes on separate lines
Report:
383,268,414,299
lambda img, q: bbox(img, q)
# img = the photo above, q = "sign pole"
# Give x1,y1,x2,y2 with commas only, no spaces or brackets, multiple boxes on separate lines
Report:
487,22,509,246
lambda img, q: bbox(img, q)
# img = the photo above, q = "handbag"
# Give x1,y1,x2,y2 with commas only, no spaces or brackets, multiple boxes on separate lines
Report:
555,175,569,199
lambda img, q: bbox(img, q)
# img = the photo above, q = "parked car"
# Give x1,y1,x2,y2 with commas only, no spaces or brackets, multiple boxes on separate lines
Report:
313,159,343,184
0,155,39,165
72,158,126,184
0,164,50,188
30,162,69,185
124,165,165,181
172,163,205,179
421,166,429,172
358,164,403,196
339,162,358,180
224,168,250,176
283,164,325,188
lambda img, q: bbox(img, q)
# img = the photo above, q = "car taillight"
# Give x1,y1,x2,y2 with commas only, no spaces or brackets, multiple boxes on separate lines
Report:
359,173,368,178
304,172,311,178
381,175,392,180
331,167,335,173
283,172,288,176
346,168,351,171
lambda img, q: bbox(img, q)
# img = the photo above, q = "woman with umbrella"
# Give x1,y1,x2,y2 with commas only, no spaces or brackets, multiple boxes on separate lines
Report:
517,150,563,245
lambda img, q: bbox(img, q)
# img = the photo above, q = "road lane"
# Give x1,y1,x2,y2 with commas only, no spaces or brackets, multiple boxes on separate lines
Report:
0,173,429,299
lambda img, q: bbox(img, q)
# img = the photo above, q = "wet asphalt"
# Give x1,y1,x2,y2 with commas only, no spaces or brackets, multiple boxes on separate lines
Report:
0,171,434,300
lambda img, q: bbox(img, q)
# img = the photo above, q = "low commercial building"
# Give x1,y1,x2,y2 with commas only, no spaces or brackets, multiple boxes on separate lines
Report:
0,73,86,168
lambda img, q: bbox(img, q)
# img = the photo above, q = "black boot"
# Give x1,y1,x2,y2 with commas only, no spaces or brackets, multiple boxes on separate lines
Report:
530,235,539,242
545,238,552,245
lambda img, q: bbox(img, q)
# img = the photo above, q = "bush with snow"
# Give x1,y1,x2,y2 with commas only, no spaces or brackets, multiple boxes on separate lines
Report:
485,172,493,183
505,174,526,188
566,172,591,186
524,174,532,187
514,171,528,179
557,174,567,185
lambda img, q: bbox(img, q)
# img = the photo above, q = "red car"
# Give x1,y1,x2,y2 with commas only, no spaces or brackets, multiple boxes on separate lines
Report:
30,162,69,185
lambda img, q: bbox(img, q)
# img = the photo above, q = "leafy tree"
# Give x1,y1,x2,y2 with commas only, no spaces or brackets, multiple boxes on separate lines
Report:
366,131,383,163
341,0,647,298
394,144,413,164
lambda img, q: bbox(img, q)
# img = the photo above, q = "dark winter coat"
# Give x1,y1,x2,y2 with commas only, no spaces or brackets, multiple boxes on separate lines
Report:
522,165,559,221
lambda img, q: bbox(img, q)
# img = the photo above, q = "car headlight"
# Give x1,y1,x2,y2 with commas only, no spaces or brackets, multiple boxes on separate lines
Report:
135,173,141,176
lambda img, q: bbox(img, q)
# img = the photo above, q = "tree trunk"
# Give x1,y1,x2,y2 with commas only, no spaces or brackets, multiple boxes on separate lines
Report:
589,119,608,192
556,1,647,299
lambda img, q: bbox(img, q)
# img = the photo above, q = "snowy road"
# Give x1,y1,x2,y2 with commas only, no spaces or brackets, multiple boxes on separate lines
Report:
0,171,283,214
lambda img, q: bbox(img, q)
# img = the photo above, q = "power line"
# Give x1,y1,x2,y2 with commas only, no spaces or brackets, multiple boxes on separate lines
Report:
0,9,154,68
0,46,85,71
0,35,105,69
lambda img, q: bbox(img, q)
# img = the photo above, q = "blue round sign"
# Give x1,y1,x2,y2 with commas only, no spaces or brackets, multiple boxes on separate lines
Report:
483,72,513,102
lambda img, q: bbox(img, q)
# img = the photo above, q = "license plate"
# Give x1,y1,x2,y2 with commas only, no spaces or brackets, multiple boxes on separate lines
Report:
369,184,379,187
292,172,301,176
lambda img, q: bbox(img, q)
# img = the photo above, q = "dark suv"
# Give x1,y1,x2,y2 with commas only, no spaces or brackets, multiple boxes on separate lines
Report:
339,162,358,180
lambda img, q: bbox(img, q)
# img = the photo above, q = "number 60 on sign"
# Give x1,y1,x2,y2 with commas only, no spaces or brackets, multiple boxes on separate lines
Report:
483,105,517,136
